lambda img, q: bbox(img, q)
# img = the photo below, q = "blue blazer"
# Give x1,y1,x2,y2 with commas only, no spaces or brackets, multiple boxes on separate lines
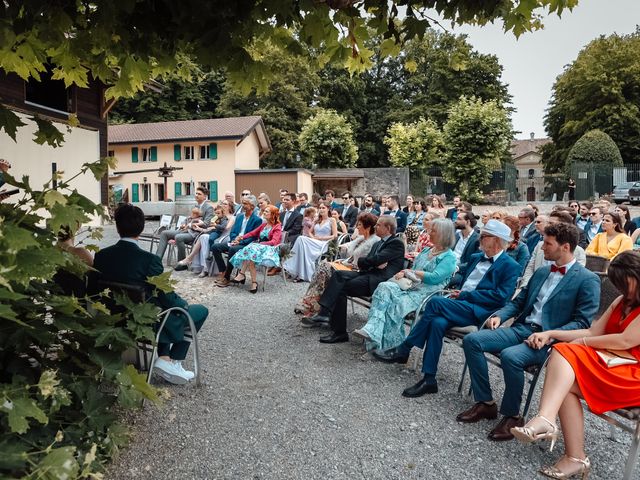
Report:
230,211,263,246
457,231,480,270
457,252,520,321
384,210,408,233
495,262,600,331
583,219,604,245
524,230,541,254
506,241,531,275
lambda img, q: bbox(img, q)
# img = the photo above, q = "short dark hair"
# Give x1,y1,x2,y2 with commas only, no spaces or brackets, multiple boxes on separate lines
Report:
196,186,209,197
283,193,295,201
549,210,574,224
520,208,536,222
580,201,593,210
543,222,578,252
324,189,335,197
357,212,378,234
460,201,473,212
460,212,477,229
389,195,400,206
115,203,145,238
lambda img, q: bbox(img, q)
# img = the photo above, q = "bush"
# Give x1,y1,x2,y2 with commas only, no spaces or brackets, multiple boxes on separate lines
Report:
0,158,163,478
566,129,623,169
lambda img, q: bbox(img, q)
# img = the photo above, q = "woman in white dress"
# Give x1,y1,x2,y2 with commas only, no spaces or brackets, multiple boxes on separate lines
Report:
283,203,337,281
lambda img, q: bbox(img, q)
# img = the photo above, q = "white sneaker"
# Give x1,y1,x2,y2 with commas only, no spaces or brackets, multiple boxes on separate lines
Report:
154,358,189,384
174,361,195,380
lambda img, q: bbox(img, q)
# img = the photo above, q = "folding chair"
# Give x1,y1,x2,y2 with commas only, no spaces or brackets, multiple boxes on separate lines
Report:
260,231,289,291
139,214,174,252
166,215,190,265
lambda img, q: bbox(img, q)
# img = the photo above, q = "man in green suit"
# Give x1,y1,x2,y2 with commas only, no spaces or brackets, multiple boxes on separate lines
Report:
92,204,208,384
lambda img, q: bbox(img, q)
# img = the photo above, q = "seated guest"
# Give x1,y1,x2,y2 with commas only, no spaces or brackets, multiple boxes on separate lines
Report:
632,226,640,250
582,205,603,247
90,204,208,384
324,189,342,211
283,203,337,281
296,212,379,317
479,210,492,228
340,192,360,230
511,250,640,479
404,199,427,248
295,192,311,213
175,203,235,274
575,202,591,231
156,186,214,262
230,205,283,294
518,208,540,254
585,211,633,260
332,209,349,235
407,213,436,260
457,222,600,442
491,210,507,221
383,195,408,233
352,218,457,351
503,215,531,275
614,204,637,236
373,220,520,397
427,195,446,217
361,194,381,216
403,194,414,214
449,211,480,287
54,225,94,296
521,211,587,287
301,207,317,236
301,216,405,343
213,196,263,287
445,196,461,220
279,193,303,244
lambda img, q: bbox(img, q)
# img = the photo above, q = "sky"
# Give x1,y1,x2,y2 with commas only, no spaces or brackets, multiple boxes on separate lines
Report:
447,0,640,140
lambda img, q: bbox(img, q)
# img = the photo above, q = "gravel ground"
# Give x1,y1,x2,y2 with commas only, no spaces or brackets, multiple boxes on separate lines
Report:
89,217,640,480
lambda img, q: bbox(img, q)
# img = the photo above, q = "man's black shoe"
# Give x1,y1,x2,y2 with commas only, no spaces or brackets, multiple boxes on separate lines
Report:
372,347,409,364
402,378,438,398
174,263,188,271
301,314,329,327
319,332,349,344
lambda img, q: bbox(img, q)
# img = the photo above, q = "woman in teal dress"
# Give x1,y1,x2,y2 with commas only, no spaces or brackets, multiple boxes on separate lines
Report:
352,218,457,351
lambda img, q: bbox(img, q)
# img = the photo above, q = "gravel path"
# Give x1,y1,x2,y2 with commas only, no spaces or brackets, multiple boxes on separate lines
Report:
104,265,639,479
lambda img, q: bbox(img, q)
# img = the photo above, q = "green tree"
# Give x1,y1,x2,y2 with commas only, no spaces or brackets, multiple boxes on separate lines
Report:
110,70,226,124
384,118,443,168
442,96,512,200
0,0,578,145
542,30,640,173
566,129,624,170
299,109,358,168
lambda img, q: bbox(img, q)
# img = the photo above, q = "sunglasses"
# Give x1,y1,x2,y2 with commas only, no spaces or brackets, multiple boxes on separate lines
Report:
589,212,599,216
241,193,250,196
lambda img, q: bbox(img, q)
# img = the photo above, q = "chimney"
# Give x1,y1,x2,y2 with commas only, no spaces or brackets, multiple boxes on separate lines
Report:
530,132,535,140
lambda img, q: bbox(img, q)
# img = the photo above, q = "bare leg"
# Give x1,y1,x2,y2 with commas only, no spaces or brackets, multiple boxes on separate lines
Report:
248,261,257,283
552,387,587,471
537,349,577,420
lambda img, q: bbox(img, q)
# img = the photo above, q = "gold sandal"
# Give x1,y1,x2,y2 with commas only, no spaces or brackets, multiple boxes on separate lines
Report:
510,415,559,451
540,455,591,479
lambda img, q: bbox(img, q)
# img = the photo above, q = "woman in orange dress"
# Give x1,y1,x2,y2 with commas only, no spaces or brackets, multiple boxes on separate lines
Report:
510,250,640,479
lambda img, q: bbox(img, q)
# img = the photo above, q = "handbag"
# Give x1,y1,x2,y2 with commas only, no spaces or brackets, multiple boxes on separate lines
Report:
388,276,415,291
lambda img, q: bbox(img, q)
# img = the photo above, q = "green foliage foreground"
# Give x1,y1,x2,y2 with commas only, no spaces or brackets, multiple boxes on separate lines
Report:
0,158,169,478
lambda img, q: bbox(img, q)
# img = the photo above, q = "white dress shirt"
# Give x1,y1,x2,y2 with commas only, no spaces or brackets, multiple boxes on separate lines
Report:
525,259,577,327
461,250,504,292
453,230,472,260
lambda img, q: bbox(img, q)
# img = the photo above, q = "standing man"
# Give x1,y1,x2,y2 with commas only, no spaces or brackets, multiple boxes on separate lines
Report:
341,192,359,230
156,186,214,263
302,216,405,342
582,205,603,247
456,222,599,441
373,220,520,397
518,208,539,254
446,196,462,220
383,195,408,233
91,204,208,384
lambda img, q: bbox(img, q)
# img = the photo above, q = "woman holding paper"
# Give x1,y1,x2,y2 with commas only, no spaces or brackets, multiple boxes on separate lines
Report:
352,218,456,351
511,250,640,479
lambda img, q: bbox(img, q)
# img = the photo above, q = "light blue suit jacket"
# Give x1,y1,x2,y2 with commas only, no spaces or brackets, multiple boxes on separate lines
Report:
495,262,600,331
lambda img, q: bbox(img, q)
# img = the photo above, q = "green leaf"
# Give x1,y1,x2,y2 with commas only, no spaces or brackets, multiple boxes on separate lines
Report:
37,370,60,399
1,224,40,252
31,116,65,147
44,190,68,207
0,439,29,470
36,446,80,480
85,157,117,181
48,203,89,238
1,397,49,433
146,271,177,294
0,104,27,141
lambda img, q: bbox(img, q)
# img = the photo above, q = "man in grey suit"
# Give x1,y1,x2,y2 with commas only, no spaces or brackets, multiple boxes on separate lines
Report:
456,222,600,441
156,186,215,262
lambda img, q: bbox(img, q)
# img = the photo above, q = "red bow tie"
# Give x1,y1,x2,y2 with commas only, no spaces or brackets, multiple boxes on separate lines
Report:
551,265,566,275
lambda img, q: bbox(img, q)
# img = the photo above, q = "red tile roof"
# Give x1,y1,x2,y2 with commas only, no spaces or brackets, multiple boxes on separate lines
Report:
108,116,266,144
511,137,551,159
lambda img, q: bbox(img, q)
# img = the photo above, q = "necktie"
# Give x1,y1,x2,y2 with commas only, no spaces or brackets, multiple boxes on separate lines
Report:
480,256,494,264
550,264,566,275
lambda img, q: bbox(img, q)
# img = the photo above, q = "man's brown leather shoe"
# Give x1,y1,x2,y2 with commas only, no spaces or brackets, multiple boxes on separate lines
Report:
267,267,282,276
456,402,498,423
488,415,524,441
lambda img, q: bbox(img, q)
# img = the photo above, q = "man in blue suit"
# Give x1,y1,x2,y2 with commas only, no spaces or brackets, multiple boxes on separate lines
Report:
456,222,600,441
449,212,480,287
581,205,604,248
212,195,263,286
518,208,540,254
383,195,408,233
373,220,520,397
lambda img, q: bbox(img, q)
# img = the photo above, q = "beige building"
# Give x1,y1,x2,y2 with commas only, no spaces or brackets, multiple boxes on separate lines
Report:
511,133,552,202
108,116,271,202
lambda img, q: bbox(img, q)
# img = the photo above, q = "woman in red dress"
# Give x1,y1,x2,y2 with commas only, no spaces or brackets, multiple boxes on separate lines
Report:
511,250,640,479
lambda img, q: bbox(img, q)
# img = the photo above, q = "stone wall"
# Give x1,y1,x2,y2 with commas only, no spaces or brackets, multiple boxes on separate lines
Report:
313,167,409,201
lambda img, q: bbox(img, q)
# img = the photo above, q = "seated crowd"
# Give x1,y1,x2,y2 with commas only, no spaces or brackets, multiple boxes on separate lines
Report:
59,186,640,478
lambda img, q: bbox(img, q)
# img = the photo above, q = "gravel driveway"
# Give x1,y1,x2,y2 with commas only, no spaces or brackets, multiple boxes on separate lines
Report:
105,265,639,479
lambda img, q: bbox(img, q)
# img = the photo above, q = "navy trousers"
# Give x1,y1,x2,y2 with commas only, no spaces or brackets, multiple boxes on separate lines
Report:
462,323,550,416
404,296,485,376
157,304,208,360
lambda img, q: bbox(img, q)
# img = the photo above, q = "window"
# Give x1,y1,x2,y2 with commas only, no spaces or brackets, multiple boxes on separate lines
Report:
156,183,165,201
142,183,152,201
108,150,115,158
184,146,195,160
528,169,535,179
199,143,218,160
25,65,73,115
183,182,192,195
142,148,150,162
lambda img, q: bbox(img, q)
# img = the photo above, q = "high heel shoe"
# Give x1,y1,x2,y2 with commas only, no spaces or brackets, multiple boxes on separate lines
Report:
249,282,258,294
539,455,591,479
230,273,246,284
510,415,559,451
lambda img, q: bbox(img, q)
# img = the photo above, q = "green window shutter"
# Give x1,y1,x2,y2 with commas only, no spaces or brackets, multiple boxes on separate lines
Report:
209,181,218,202
174,144,181,161
150,146,158,162
131,184,139,202
131,147,138,163
209,143,217,159
174,182,182,198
